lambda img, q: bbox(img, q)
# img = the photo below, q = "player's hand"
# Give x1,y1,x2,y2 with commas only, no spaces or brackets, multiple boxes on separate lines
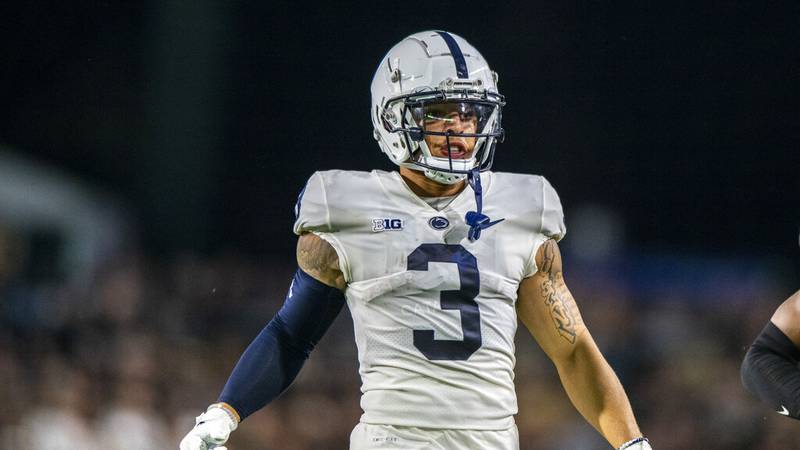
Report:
617,437,652,450
179,405,238,450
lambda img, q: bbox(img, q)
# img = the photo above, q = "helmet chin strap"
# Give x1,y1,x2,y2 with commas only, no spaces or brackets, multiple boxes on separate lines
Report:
420,167,502,240
413,133,505,240
423,168,465,185
420,132,468,185
465,169,504,241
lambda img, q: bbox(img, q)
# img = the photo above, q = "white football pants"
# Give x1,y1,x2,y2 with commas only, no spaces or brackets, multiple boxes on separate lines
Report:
350,422,519,450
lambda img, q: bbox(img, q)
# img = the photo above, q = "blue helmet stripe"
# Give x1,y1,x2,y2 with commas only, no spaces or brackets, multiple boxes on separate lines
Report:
436,31,469,79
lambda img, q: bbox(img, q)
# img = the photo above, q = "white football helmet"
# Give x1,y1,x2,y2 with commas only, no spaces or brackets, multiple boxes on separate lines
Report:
371,31,505,185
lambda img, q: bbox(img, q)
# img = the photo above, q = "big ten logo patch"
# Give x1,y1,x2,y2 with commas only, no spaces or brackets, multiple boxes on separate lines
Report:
372,218,404,232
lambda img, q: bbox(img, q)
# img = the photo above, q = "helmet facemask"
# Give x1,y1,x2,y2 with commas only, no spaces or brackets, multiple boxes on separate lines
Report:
380,86,505,185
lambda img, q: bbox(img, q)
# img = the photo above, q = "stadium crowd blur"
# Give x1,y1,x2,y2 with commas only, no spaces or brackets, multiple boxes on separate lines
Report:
0,165,797,450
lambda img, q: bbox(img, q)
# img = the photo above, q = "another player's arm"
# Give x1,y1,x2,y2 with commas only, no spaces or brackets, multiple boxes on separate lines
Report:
517,239,648,450
180,233,345,450
741,289,800,418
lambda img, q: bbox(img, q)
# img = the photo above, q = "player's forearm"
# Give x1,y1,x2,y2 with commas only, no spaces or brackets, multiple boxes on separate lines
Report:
555,338,641,448
218,315,309,419
218,268,345,420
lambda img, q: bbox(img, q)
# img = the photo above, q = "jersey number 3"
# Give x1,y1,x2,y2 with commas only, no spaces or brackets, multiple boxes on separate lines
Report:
407,244,482,361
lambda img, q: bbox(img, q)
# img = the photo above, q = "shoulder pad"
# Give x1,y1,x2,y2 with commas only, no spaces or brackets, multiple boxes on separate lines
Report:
489,172,566,241
293,171,330,235
293,170,375,235
540,176,566,242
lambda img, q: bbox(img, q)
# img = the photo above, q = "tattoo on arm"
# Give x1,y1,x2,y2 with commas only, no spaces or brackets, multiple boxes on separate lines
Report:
297,233,346,290
539,240,581,344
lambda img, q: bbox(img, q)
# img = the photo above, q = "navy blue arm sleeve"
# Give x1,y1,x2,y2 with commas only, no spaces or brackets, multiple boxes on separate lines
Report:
741,321,800,419
218,268,345,420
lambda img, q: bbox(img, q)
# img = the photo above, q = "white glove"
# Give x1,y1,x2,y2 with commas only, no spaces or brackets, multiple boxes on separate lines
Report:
179,405,239,450
617,437,652,450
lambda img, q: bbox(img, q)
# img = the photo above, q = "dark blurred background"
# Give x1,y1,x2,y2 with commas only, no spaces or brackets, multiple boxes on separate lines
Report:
1,1,799,449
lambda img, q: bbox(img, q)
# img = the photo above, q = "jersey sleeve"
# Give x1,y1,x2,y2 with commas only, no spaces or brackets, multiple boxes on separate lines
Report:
540,177,566,242
522,176,566,278
292,172,332,235
291,171,352,282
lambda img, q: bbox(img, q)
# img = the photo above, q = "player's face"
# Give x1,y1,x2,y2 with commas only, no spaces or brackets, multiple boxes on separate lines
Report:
419,102,478,159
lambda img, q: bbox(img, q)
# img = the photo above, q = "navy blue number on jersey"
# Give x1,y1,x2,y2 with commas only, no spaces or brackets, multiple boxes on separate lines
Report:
407,244,482,360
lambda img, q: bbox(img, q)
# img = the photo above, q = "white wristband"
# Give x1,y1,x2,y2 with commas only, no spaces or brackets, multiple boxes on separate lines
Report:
618,437,651,450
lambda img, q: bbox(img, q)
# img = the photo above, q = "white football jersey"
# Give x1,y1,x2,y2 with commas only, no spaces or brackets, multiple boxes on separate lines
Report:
293,170,565,430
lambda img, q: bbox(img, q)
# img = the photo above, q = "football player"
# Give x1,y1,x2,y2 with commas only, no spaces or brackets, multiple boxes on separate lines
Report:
180,31,651,450
741,288,800,419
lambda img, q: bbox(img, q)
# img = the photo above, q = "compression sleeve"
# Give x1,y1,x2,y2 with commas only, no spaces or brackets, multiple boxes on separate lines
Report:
741,321,800,419
218,268,345,420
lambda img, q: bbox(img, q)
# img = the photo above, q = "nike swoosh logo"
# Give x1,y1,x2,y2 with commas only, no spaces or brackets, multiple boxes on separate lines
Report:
778,405,790,416
483,218,505,230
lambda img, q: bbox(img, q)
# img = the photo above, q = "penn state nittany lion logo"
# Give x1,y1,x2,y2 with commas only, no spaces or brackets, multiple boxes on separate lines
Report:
428,216,450,230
